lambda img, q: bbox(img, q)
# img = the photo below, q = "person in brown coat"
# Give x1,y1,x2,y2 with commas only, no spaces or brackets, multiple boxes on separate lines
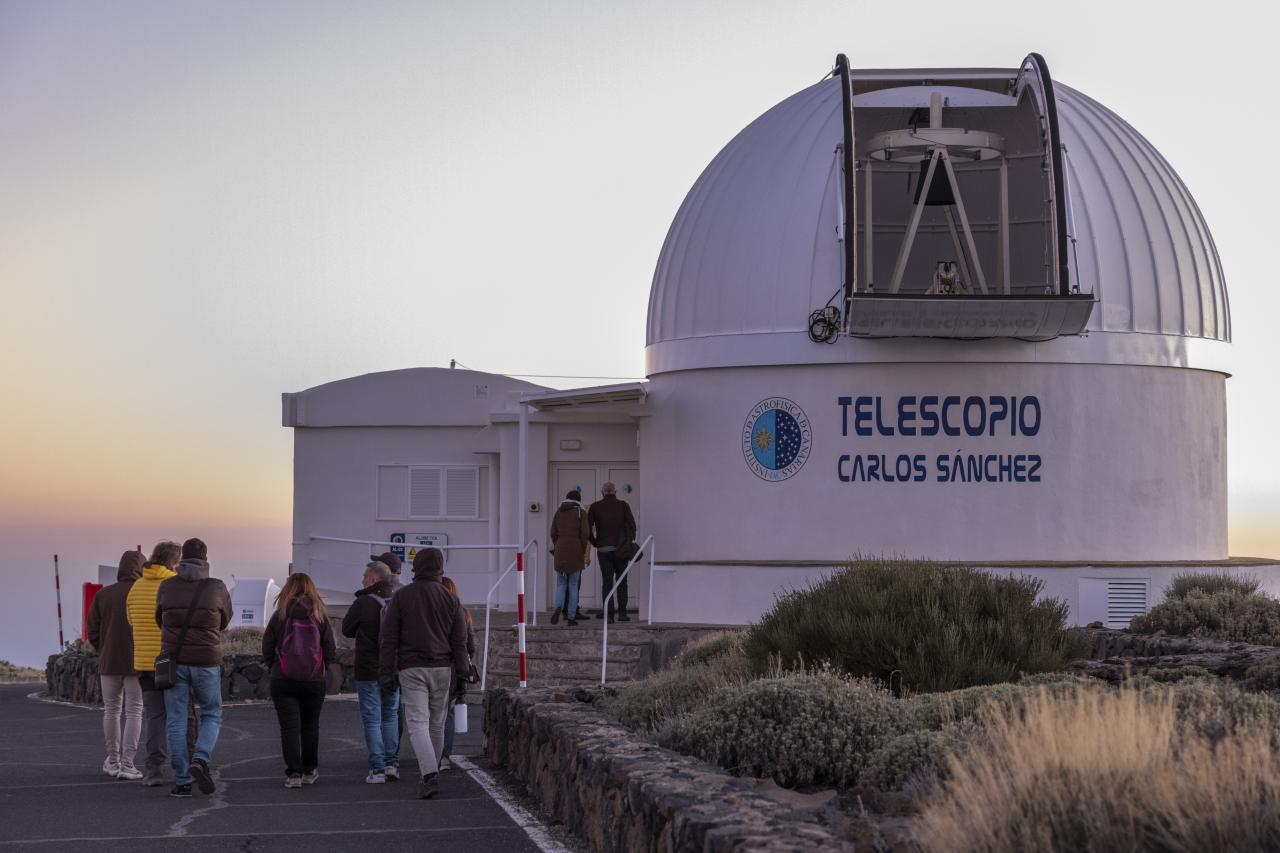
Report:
86,549,146,780
549,490,591,626
154,537,232,798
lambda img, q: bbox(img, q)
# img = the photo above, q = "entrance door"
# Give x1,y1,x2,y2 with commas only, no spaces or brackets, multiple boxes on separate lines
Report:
552,467,598,609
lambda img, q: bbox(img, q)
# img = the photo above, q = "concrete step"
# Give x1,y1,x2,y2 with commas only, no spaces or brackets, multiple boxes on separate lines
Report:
484,668,607,689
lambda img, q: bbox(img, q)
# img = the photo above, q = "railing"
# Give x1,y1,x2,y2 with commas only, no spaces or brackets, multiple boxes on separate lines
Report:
601,534,655,685
480,539,537,692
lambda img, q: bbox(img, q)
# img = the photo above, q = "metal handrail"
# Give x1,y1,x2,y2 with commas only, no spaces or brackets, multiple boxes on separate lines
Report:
480,539,536,692
600,534,654,685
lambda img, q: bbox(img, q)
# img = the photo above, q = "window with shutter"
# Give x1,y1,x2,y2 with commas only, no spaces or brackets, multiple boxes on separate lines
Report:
409,467,442,518
445,467,479,518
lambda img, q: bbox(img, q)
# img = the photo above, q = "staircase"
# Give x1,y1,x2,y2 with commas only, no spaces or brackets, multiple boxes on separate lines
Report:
483,618,728,690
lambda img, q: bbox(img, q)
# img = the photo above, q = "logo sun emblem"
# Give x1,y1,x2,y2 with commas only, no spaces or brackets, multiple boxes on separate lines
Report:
742,397,811,482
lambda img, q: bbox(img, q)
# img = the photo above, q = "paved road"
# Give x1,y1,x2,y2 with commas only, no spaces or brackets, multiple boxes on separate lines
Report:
0,683,557,852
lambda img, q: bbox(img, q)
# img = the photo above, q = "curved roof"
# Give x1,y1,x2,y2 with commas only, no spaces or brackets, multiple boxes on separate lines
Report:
282,368,547,428
645,71,1230,375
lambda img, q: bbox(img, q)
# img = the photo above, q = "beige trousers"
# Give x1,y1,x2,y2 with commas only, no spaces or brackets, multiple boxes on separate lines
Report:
101,674,143,771
399,666,452,777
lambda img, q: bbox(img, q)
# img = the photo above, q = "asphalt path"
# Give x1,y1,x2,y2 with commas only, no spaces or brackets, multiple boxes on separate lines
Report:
0,683,567,852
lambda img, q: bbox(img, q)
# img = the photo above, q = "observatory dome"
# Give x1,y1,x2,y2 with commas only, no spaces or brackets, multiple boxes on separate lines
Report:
646,62,1230,376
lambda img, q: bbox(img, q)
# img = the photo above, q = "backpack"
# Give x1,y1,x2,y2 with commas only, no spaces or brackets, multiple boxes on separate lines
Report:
277,615,325,681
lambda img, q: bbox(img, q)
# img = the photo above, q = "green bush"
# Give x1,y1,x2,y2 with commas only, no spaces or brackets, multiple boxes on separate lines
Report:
1165,572,1260,600
0,660,43,682
597,647,749,730
743,559,1087,693
859,728,969,794
221,626,265,656
1130,588,1280,645
658,672,911,788
1245,655,1280,691
908,675,1102,730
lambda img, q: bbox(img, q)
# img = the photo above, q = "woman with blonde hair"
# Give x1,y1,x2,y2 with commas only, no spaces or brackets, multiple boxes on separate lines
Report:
262,573,336,788
439,576,476,770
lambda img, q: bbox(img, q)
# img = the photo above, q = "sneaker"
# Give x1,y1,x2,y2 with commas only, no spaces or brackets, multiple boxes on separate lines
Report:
576,612,592,621
550,607,561,625
102,758,120,778
365,770,386,784
617,613,631,622
189,758,215,795
169,784,193,798
117,766,144,781
418,772,439,799
438,757,451,771
302,770,319,785
566,618,578,626
142,769,165,787
285,774,303,789
384,764,400,782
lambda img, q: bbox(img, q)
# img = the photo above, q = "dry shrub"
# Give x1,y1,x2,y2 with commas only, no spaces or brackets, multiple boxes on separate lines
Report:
744,559,1087,693
596,645,749,730
1165,571,1261,600
672,630,747,669
1132,572,1280,645
858,728,968,795
658,671,911,788
221,626,265,656
913,687,1280,852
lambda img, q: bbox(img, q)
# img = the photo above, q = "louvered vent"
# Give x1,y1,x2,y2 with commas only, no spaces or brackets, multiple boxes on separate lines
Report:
409,467,442,517
445,467,479,518
1105,580,1149,629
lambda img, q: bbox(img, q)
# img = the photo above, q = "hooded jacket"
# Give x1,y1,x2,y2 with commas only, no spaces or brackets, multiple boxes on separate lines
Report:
155,558,233,667
341,579,395,682
262,595,336,682
378,563,468,678
126,562,177,672
87,551,144,676
550,500,590,574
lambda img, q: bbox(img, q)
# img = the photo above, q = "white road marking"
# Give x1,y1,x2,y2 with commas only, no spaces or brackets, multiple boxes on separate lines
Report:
453,755,573,853
0,825,529,845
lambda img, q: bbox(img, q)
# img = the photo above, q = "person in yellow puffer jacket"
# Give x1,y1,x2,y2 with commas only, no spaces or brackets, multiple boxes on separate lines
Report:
126,541,187,786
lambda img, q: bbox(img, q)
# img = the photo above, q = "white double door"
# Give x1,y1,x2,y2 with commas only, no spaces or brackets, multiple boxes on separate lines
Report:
549,465,639,611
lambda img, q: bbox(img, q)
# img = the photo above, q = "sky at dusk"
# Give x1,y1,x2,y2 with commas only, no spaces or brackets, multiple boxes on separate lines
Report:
2,0,1277,667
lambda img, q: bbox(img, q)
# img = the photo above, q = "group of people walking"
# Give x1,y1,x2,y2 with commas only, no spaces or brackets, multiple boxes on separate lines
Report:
86,539,475,800
548,482,638,625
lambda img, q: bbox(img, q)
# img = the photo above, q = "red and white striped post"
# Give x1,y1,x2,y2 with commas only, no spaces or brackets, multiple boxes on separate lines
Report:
516,549,527,688
53,554,65,648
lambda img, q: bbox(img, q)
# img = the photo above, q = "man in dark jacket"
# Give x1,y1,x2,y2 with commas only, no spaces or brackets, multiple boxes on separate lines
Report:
154,537,232,798
342,560,401,783
588,482,638,623
86,549,145,780
378,548,467,799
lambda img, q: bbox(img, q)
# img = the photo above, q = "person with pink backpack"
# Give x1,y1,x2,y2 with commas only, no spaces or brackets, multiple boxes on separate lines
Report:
261,573,336,789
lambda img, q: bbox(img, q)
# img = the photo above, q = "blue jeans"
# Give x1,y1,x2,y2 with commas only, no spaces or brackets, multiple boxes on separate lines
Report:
356,680,400,771
164,665,222,785
555,571,580,619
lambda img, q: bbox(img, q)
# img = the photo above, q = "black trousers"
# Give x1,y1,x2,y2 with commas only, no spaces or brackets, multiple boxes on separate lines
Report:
598,550,628,617
270,678,326,775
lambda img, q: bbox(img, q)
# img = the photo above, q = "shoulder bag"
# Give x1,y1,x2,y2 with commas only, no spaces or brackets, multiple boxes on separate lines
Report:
153,579,211,691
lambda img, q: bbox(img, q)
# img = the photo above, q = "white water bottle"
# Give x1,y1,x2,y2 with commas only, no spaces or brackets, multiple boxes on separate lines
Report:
453,701,468,734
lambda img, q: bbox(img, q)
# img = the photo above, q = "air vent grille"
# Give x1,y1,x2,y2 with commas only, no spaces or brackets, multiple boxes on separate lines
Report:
1105,580,1149,629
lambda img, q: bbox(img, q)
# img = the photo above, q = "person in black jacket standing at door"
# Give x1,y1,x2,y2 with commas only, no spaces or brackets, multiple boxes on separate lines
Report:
588,483,637,623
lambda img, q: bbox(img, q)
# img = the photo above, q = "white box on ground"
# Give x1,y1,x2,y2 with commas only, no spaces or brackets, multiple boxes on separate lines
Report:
229,578,281,628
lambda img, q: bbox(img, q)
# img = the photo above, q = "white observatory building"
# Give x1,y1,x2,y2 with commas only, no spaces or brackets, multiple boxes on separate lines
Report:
286,54,1266,628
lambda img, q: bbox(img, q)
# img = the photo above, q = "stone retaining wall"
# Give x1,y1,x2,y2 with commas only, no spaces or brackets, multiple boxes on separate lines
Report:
484,687,852,853
45,648,357,705
1074,628,1279,681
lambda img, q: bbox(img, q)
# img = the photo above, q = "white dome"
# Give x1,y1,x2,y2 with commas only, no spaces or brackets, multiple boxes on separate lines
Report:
646,68,1230,376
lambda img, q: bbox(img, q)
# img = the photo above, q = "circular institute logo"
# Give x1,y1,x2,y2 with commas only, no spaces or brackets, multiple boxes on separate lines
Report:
742,397,812,482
